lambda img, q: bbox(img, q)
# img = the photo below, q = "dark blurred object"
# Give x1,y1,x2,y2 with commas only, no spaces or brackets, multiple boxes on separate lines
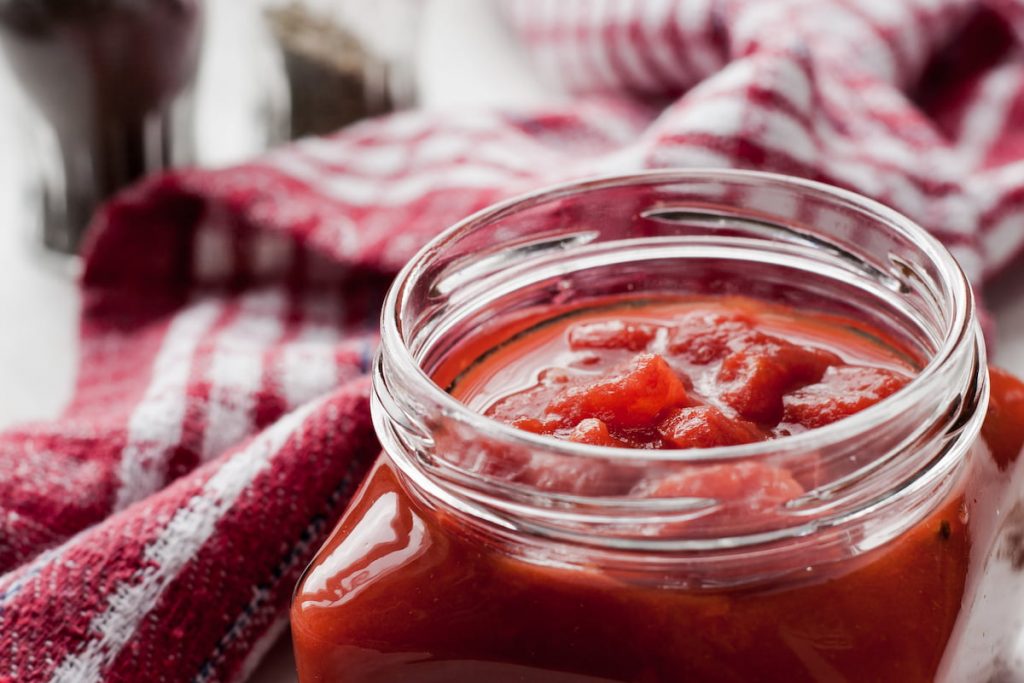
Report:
0,0,203,254
267,2,387,138
265,0,418,140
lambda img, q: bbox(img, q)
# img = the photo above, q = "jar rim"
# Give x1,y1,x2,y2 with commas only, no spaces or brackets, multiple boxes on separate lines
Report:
379,168,977,465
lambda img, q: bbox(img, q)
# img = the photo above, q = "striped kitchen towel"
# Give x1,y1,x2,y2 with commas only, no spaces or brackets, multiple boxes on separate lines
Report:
4,0,1024,680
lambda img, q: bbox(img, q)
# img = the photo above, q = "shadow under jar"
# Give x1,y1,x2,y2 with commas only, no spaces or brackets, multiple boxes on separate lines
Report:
291,170,1024,682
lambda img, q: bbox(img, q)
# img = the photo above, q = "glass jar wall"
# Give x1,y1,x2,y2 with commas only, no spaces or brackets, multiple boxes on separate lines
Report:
292,171,1024,682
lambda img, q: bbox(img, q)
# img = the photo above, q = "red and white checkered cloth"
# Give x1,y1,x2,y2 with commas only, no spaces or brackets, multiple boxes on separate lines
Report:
4,1,1024,680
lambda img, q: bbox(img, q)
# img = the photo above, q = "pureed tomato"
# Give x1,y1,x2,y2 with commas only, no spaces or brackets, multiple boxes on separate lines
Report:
291,295,1024,682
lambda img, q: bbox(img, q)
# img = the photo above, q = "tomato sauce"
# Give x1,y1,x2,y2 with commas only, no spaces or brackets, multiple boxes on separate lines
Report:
292,295,1024,682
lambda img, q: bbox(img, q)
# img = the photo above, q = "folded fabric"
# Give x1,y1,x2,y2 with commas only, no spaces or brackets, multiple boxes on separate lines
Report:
4,1,1024,681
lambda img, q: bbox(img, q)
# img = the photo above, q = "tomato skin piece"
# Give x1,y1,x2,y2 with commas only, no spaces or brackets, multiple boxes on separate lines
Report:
547,353,689,430
658,406,764,449
718,333,840,425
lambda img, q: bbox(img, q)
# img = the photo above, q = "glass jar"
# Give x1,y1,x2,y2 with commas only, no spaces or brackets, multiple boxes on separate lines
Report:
291,170,1024,682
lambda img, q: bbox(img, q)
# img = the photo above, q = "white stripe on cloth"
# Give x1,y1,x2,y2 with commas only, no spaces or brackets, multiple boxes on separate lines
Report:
582,0,620,91
640,0,693,88
969,161,1024,214
749,106,819,165
296,131,561,184
552,0,592,91
955,61,1023,170
113,298,223,512
346,107,504,142
854,0,924,74
653,96,746,138
644,141,735,169
266,152,521,207
570,100,649,144
307,123,563,172
947,243,985,285
412,132,554,172
201,289,289,461
609,5,664,93
682,56,758,102
295,137,410,176
675,0,720,77
278,294,343,410
983,210,1024,275
198,423,366,683
47,394,326,683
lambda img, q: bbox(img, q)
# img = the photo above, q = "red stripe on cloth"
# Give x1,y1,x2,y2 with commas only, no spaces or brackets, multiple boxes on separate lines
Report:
600,3,671,94
100,382,377,683
0,507,63,570
159,298,242,490
0,466,212,680
252,293,305,433
69,299,181,421
0,429,124,566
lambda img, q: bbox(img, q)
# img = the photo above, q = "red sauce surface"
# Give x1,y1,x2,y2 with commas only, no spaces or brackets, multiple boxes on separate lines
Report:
292,296,1024,683
456,298,912,449
437,296,913,507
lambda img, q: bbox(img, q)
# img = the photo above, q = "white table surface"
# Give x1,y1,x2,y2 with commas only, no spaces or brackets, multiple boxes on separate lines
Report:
2,1,1024,680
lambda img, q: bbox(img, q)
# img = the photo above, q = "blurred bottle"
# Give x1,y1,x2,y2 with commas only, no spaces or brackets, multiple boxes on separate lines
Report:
0,0,204,254
265,0,420,139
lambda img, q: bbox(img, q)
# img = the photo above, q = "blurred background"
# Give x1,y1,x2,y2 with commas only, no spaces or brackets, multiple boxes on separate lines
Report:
0,0,558,427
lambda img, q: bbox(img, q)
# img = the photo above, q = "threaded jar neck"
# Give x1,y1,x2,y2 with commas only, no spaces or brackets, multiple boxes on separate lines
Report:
373,170,987,586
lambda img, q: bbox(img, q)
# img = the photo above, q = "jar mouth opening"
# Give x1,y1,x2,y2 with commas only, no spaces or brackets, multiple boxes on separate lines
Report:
380,169,977,465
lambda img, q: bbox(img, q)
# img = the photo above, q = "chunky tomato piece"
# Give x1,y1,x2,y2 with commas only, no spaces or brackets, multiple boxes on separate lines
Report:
548,353,689,430
569,418,628,447
658,405,764,449
718,333,840,424
642,462,804,513
487,383,568,432
510,416,557,434
568,320,660,352
518,453,633,496
453,297,917,455
667,312,753,364
783,365,908,429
